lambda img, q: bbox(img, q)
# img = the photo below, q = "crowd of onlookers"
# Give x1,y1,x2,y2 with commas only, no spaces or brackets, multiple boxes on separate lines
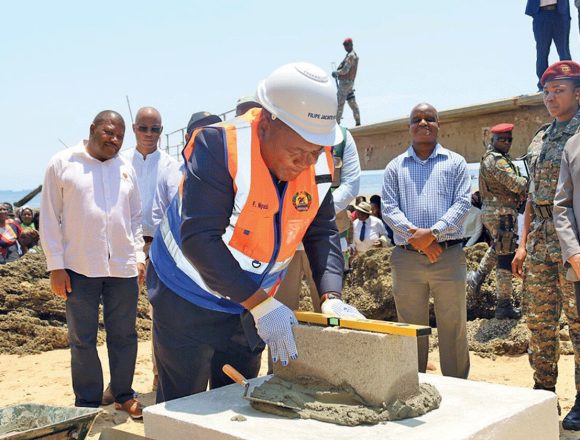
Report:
0,202,40,264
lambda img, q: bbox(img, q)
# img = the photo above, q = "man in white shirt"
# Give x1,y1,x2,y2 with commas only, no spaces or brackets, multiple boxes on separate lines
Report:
352,201,387,255
40,110,145,418
121,107,179,391
151,111,222,230
121,107,180,249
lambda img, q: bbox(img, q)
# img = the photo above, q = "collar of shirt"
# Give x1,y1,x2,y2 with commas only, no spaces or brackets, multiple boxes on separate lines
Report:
132,148,160,162
404,143,448,164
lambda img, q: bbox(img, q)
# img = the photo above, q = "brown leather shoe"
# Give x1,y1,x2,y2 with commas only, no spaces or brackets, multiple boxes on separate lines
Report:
115,398,143,419
101,384,114,406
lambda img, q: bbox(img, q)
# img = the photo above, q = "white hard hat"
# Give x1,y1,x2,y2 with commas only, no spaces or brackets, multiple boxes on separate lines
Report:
256,62,343,146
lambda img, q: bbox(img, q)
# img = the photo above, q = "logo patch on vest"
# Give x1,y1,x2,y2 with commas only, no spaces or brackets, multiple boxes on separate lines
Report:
292,191,312,212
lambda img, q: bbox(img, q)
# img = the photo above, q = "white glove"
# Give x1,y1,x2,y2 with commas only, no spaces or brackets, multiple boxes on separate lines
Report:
250,297,298,366
321,298,366,320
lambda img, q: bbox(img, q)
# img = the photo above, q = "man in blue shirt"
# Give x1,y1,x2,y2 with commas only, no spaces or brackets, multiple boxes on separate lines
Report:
382,103,471,379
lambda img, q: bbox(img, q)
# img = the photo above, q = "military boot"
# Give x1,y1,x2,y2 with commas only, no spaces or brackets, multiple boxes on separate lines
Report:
466,269,486,297
495,299,522,320
563,392,580,431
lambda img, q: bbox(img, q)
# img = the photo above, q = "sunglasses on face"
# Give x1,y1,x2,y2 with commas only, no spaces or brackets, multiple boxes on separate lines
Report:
411,117,437,124
136,125,162,134
496,137,513,143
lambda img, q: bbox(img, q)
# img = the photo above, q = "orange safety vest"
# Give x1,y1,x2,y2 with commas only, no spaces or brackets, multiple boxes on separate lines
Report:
150,109,334,314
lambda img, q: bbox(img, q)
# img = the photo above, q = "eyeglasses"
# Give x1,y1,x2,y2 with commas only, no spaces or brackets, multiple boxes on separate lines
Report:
136,125,162,134
496,137,513,143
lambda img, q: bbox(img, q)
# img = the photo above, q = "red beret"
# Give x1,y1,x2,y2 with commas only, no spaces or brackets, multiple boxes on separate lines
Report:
540,61,580,87
490,123,514,134
343,37,353,45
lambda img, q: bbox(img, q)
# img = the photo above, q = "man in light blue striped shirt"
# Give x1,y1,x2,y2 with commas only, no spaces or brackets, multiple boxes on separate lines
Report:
382,103,471,379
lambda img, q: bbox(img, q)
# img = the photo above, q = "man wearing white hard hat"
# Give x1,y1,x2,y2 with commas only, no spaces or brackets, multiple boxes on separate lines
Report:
147,62,365,403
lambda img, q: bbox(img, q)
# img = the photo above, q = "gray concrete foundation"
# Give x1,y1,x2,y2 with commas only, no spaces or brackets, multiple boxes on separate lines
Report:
143,374,558,440
273,324,418,406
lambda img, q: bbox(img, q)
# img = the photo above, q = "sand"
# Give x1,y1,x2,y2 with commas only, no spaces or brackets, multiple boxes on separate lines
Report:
1,343,578,439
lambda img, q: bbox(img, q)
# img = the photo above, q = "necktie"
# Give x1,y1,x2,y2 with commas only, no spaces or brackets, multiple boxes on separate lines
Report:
359,221,366,241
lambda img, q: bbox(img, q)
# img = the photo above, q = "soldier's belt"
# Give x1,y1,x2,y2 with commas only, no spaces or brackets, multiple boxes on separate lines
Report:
532,203,553,220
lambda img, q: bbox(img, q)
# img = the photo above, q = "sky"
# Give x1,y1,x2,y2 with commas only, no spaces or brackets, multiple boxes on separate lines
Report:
2,0,580,190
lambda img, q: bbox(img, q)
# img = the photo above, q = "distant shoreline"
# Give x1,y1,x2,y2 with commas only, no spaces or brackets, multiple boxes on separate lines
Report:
0,190,41,208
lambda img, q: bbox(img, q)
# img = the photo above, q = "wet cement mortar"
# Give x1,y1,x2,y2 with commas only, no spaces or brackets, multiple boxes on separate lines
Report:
0,252,152,355
250,375,441,426
0,243,573,359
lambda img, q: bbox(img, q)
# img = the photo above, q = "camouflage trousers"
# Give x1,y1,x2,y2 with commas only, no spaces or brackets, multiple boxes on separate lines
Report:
524,225,580,390
337,80,360,125
481,212,517,302
479,246,512,301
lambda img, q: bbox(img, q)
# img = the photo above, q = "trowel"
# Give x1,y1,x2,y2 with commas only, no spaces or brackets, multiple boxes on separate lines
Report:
222,364,300,412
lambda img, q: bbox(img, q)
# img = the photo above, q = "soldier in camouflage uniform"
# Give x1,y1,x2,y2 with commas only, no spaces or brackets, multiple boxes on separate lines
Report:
332,38,360,126
512,61,580,431
467,123,528,319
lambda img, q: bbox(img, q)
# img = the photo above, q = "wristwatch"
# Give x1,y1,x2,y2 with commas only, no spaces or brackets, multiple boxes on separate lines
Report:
430,227,441,242
320,292,342,304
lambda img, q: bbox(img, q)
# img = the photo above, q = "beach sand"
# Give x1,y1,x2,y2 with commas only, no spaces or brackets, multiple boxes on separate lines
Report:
1,342,578,439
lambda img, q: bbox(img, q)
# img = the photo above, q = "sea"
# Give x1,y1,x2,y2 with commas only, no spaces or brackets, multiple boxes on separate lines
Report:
0,190,41,209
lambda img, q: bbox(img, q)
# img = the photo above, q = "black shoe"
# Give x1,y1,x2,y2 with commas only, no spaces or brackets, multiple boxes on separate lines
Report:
563,392,580,431
101,384,114,406
466,270,486,297
495,300,522,320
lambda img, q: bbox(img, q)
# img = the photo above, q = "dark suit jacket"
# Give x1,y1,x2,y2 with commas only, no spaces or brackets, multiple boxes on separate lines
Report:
525,0,570,17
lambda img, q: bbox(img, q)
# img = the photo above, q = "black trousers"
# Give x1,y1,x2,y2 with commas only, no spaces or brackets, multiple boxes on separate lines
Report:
147,265,265,403
66,270,138,407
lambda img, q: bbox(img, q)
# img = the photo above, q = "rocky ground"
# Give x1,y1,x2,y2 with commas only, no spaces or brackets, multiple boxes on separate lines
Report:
0,252,152,355
0,243,573,358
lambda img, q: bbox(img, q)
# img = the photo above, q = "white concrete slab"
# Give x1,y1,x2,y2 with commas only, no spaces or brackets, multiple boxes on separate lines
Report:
143,374,559,440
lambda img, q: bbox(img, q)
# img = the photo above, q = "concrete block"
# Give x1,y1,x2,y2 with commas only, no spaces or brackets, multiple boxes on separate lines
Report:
143,374,559,440
273,324,418,406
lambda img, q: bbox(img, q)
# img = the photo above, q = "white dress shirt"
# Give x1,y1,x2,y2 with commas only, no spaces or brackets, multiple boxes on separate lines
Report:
151,163,185,231
121,148,180,237
353,216,387,254
40,141,145,277
332,130,361,213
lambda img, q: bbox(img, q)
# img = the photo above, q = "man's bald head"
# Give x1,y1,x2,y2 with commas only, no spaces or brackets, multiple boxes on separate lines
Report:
133,107,163,153
409,103,438,123
135,107,162,125
93,110,125,129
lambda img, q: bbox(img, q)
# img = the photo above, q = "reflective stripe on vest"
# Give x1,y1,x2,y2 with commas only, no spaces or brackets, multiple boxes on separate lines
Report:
150,109,333,314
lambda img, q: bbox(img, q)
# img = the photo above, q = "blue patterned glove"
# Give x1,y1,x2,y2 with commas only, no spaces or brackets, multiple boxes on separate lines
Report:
321,298,366,320
250,297,298,366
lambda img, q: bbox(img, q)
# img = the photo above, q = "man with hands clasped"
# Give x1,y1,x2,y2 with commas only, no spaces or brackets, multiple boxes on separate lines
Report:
382,103,471,379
